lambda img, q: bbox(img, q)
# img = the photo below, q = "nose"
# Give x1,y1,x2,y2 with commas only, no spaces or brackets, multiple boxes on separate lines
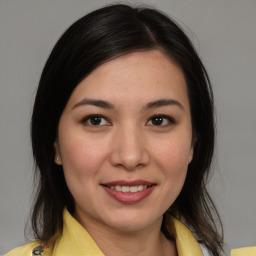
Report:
109,124,150,171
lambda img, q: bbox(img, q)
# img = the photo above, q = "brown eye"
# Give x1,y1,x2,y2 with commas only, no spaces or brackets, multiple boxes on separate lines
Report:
90,116,102,125
151,116,164,126
82,115,110,126
147,115,175,127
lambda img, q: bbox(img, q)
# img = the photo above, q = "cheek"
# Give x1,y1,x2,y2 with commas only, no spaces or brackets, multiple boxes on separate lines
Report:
151,135,192,192
59,133,108,178
153,135,192,169
149,137,191,210
59,136,109,203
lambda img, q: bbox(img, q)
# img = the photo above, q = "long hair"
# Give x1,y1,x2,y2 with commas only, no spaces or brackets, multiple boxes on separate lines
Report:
31,4,223,255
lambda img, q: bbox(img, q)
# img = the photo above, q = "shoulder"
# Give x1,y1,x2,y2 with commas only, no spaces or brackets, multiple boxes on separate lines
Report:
231,246,256,256
4,241,42,256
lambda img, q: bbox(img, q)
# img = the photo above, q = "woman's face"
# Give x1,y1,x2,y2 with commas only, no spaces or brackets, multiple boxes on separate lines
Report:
55,50,193,232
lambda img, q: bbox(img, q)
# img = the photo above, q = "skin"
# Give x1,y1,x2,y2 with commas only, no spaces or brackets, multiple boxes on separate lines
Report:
55,49,194,256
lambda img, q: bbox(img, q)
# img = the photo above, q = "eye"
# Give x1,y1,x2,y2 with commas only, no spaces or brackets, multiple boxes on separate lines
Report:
146,115,175,127
81,115,110,126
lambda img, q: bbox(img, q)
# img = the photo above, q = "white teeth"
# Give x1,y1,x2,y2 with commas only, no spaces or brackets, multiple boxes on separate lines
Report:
115,185,122,191
121,186,130,192
107,185,151,193
137,185,144,191
130,186,138,192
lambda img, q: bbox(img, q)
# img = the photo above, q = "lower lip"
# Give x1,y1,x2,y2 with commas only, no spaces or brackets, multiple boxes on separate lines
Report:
102,185,155,204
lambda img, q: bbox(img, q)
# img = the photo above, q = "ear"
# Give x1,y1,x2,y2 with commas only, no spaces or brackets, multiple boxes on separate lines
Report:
188,135,197,164
54,141,62,165
188,146,194,164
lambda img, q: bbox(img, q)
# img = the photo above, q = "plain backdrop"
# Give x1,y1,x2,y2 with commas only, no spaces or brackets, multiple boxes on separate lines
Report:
0,0,255,255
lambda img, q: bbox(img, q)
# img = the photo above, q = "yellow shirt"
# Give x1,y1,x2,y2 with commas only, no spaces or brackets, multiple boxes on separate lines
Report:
5,209,203,256
231,247,256,256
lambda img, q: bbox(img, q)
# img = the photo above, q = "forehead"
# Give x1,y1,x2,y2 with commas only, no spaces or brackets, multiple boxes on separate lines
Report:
65,50,189,110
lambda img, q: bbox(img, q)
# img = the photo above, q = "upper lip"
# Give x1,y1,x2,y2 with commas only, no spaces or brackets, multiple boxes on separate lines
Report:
102,180,155,186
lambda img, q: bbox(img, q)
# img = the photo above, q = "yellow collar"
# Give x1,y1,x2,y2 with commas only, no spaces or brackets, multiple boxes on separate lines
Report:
52,209,203,256
165,214,203,256
231,247,256,256
52,209,104,256
5,209,203,256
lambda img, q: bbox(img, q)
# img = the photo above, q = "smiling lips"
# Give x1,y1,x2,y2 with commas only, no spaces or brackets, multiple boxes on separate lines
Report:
101,180,156,204
106,184,150,193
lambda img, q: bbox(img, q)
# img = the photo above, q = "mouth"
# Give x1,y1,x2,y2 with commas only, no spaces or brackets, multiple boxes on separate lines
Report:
102,184,155,193
100,180,156,204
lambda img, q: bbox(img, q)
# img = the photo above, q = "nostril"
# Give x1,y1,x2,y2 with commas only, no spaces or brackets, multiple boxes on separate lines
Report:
109,147,150,171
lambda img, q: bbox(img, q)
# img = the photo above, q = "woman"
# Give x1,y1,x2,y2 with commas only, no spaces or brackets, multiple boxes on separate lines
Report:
6,4,223,256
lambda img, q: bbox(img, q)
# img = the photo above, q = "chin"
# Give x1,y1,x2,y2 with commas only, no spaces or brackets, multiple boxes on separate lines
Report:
105,210,160,232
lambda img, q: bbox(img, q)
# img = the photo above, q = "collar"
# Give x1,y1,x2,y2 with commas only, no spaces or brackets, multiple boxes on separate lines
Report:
52,209,203,256
231,247,256,256
165,214,203,255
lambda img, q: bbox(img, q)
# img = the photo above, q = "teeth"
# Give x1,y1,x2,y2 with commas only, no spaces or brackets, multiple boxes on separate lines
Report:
115,185,122,191
137,185,144,191
130,186,138,192
107,185,151,193
121,186,130,192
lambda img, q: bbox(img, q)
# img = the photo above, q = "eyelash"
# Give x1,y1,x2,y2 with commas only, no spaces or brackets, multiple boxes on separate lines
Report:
80,114,175,127
146,115,176,127
81,114,111,126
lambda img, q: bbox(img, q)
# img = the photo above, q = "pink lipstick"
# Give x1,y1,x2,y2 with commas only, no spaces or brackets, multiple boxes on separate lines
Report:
101,180,156,204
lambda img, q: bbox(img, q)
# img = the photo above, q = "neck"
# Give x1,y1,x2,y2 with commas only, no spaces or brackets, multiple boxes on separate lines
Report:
74,212,177,256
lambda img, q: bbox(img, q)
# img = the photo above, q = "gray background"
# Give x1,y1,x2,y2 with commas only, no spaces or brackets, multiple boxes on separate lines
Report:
0,0,255,255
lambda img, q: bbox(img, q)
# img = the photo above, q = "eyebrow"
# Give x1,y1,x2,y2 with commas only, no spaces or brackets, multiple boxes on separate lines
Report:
72,98,114,110
72,98,184,111
145,99,184,111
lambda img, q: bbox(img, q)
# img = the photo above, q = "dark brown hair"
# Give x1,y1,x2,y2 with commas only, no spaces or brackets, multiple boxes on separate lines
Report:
31,4,223,255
